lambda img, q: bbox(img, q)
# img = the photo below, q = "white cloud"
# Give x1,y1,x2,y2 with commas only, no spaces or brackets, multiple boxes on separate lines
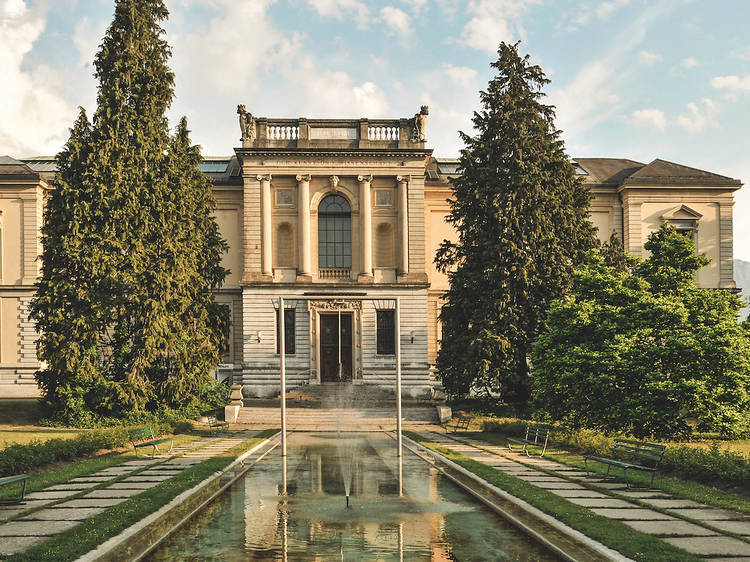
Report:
597,0,630,19
632,108,666,131
681,57,698,69
732,44,750,61
371,55,388,69
711,75,750,93
72,17,108,68
443,64,477,88
307,0,370,28
380,6,411,35
399,0,428,12
638,50,661,65
676,98,717,134
0,0,76,156
458,0,541,53
296,65,388,117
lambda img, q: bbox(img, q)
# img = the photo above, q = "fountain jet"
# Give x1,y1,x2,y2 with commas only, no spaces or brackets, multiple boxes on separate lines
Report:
346,494,350,508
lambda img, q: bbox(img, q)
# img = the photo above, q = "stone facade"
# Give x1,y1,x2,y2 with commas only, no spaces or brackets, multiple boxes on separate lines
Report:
0,113,742,398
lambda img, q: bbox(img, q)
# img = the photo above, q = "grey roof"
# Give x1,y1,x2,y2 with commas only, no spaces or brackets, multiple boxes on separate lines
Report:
573,158,646,185
624,158,742,186
0,155,39,179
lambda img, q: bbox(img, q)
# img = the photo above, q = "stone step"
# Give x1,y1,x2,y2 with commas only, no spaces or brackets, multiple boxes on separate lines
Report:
237,406,438,427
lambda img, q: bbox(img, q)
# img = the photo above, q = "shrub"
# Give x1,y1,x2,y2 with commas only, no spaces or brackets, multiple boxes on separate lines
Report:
0,422,187,477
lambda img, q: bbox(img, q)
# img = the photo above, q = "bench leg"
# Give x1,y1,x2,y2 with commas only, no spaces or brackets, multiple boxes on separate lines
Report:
0,480,28,506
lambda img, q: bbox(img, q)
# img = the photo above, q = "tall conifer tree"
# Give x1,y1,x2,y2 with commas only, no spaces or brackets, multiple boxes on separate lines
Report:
436,42,596,403
31,0,228,423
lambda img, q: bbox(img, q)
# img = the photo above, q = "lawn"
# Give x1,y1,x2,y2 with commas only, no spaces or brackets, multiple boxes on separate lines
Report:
0,398,86,448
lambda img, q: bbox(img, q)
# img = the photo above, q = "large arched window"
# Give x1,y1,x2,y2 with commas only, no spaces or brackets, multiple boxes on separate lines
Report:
318,194,351,269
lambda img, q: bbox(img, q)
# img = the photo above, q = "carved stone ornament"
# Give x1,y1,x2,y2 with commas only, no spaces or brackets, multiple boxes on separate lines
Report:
309,300,362,311
256,174,272,182
412,105,429,142
329,176,340,191
237,105,256,142
296,174,311,183
396,175,409,183
357,174,373,183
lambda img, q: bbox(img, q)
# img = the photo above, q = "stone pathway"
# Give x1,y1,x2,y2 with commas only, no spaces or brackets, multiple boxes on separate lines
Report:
417,429,750,561
0,431,258,557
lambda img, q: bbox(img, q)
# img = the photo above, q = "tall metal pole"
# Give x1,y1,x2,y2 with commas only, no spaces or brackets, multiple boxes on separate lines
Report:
337,307,342,381
395,297,402,457
280,296,287,457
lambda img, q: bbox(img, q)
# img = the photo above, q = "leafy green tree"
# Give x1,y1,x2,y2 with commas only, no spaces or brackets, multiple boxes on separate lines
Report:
31,0,228,425
436,42,597,402
532,224,750,438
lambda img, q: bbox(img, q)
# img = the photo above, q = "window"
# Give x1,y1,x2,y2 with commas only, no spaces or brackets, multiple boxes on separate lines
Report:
318,194,351,269
276,308,295,354
377,309,395,355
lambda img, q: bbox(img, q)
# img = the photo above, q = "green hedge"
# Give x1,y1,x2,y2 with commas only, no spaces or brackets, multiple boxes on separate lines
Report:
0,421,191,477
482,419,750,487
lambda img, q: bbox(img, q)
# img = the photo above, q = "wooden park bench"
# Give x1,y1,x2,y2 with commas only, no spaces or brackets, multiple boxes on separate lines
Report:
507,425,550,457
207,415,229,435
584,438,666,489
0,474,29,505
128,426,173,458
444,415,471,433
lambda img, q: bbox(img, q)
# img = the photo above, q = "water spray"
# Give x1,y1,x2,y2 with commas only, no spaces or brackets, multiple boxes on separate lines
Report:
346,494,350,508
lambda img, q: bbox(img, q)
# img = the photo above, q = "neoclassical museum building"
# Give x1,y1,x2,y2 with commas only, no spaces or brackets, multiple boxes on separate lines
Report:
0,108,742,397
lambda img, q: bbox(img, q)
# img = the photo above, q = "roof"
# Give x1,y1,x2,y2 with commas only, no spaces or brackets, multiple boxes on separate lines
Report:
573,158,646,185
623,158,742,187
0,155,40,180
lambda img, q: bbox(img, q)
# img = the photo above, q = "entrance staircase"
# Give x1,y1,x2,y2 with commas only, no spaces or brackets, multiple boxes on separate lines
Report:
236,383,439,430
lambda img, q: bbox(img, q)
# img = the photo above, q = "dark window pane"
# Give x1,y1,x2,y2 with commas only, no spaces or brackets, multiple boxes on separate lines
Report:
377,310,396,355
276,308,295,355
318,195,352,269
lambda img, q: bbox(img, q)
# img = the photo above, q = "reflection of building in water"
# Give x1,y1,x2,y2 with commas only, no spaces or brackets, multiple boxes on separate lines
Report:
1,116,741,398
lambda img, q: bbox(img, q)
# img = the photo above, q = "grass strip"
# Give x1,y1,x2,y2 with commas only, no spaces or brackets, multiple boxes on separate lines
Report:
405,431,701,562
0,434,199,504
5,429,278,562
468,431,750,515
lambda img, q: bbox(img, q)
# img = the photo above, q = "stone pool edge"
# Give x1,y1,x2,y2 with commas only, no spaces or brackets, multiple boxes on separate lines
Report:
401,434,633,562
76,431,281,562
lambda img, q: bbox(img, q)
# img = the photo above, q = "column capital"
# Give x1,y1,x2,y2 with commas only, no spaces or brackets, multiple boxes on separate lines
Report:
357,174,373,183
256,173,272,182
295,174,311,183
396,175,410,183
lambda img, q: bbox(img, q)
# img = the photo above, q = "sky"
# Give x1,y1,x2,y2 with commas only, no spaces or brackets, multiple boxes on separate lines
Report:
2,0,750,258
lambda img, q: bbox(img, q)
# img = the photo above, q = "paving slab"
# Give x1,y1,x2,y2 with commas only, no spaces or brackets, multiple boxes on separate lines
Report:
95,469,135,476
548,489,609,498
616,490,669,498
708,520,750,535
70,476,115,483
25,490,76,500
0,535,48,556
55,498,127,509
0,520,78,536
0,507,28,521
590,508,676,520
109,482,159,490
122,474,172,482
670,508,746,521
46,482,101,491
84,489,142,499
530,481,586,490
566,498,637,508
622,520,719,536
514,476,569,482
665,536,750,556
20,507,105,521
643,499,706,509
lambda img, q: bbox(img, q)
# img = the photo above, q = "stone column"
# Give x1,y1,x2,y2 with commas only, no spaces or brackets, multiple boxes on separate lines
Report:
296,174,312,280
397,175,409,276
358,174,373,279
259,174,273,277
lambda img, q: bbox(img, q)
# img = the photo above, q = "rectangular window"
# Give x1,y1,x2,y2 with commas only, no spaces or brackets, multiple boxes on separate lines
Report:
377,309,395,355
276,308,295,354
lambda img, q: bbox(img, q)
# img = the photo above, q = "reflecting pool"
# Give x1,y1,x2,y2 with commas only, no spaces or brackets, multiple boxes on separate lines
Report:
148,432,559,561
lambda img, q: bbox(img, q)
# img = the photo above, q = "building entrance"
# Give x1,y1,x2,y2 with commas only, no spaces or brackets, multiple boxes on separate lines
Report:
320,313,353,382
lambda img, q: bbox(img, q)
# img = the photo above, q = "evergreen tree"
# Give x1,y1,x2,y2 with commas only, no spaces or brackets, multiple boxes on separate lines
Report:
436,42,597,403
31,0,228,424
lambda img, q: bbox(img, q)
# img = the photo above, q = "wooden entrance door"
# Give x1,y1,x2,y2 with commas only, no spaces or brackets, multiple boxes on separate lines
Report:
320,313,353,382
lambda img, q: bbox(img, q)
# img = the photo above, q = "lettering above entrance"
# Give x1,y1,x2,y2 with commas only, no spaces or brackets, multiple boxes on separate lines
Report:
309,300,362,311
